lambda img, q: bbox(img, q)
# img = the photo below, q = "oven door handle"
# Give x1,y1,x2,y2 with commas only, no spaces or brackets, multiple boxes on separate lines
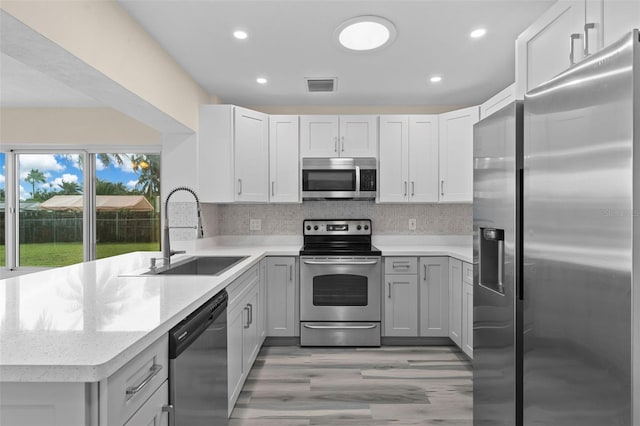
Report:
303,324,378,330
302,260,379,266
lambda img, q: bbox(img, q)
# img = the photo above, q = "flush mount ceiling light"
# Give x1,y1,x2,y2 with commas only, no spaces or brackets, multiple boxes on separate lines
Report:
470,28,487,39
233,30,248,40
256,77,268,84
430,76,442,83
335,16,396,52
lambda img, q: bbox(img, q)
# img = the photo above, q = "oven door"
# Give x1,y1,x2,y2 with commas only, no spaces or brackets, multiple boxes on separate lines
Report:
300,256,381,322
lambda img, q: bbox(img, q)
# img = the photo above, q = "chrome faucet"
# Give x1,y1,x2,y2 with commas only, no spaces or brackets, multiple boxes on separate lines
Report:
162,186,204,264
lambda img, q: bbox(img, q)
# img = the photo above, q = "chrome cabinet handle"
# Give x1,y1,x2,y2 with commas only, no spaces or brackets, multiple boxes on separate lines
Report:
392,262,411,269
304,324,377,330
334,136,338,152
162,405,175,426
244,306,250,328
341,136,345,152
289,265,293,281
584,22,595,57
238,178,242,195
125,364,162,398
404,181,408,196
440,180,444,196
248,303,253,325
423,264,427,281
411,181,415,197
271,181,275,196
388,282,391,299
303,259,379,265
569,33,581,65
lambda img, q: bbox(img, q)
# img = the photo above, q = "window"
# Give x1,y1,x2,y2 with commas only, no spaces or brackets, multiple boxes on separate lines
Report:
1,150,161,270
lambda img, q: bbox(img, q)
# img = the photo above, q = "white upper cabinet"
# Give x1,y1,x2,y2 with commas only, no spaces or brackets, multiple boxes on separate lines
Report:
438,106,479,203
269,115,300,203
516,0,640,99
235,107,269,202
379,115,439,203
300,115,377,158
199,105,269,203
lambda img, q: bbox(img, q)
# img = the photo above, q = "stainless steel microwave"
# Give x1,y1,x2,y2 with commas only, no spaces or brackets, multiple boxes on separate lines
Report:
302,158,377,200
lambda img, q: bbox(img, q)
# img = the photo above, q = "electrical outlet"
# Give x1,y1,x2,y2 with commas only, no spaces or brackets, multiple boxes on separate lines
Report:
250,219,262,231
408,218,417,231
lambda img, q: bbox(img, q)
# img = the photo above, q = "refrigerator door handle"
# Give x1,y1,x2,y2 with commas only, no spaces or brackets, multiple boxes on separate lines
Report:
497,239,504,293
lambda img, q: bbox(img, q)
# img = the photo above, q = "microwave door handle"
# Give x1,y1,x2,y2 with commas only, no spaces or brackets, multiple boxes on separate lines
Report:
355,166,361,197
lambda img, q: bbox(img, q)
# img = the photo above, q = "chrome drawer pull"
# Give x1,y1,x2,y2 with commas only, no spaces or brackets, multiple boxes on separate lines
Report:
303,324,377,330
125,364,162,398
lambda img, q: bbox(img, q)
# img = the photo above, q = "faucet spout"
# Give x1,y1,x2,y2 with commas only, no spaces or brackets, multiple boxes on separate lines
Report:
163,186,204,263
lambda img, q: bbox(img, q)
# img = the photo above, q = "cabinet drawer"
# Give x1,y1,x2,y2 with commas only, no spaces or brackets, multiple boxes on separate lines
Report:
124,380,168,426
107,335,169,426
462,262,473,285
385,257,417,274
227,264,259,307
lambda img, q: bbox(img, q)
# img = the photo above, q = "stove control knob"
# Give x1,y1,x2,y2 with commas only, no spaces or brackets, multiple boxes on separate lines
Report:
306,225,311,231
313,225,319,231
364,225,369,231
357,225,362,230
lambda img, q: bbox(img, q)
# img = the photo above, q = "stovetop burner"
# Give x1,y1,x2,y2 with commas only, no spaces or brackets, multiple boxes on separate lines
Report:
300,219,380,257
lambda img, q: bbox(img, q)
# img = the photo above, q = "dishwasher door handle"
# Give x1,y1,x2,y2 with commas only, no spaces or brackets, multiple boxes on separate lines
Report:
304,323,378,330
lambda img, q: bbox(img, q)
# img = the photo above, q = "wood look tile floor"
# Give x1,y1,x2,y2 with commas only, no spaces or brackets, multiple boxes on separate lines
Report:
229,346,472,426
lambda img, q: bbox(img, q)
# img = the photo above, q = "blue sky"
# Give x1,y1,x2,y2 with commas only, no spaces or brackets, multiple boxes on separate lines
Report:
0,153,145,200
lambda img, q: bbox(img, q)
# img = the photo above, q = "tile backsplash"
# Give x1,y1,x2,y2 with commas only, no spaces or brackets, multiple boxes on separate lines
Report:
209,201,472,236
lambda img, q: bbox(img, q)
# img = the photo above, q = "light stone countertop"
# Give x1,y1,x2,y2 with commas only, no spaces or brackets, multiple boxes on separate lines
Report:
0,236,471,383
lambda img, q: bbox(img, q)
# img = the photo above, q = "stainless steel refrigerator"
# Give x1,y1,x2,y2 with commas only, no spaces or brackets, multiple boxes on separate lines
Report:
473,29,639,426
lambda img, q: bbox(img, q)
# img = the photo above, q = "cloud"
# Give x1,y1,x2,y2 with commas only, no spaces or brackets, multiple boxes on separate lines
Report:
126,180,138,189
0,174,4,185
95,160,105,171
116,160,135,174
68,154,82,171
19,154,65,179
51,173,79,188
19,185,29,201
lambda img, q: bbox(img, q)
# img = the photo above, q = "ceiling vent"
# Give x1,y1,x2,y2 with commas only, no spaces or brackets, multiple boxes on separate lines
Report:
305,78,337,93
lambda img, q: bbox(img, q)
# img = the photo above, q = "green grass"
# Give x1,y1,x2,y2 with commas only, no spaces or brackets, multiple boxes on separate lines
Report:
0,242,159,267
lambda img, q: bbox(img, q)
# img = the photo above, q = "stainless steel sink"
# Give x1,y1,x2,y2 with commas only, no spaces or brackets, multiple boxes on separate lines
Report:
145,256,248,276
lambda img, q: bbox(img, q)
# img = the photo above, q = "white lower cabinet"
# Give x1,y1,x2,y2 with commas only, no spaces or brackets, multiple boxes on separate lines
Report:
462,281,474,359
124,381,169,426
259,259,267,342
384,274,419,336
419,257,449,337
226,265,262,415
448,258,463,347
266,257,299,337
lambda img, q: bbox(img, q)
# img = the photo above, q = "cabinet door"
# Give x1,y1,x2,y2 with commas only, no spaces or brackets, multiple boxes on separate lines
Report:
266,257,297,336
602,0,640,48
259,259,267,342
300,115,339,157
124,381,168,426
480,84,516,120
438,106,478,203
515,1,585,98
408,115,439,202
378,115,409,202
243,287,260,368
235,107,269,202
448,258,462,347
227,304,245,415
419,257,449,337
269,115,300,203
384,274,419,336
199,105,235,202
462,281,474,358
339,115,378,157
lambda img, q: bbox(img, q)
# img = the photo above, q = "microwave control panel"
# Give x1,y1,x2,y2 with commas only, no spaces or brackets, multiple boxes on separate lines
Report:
360,169,377,191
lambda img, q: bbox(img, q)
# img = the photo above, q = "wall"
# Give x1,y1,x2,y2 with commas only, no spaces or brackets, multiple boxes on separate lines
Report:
213,202,471,236
0,108,160,146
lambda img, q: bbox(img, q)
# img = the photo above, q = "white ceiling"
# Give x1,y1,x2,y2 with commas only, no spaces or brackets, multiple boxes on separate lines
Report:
118,0,554,107
0,52,101,108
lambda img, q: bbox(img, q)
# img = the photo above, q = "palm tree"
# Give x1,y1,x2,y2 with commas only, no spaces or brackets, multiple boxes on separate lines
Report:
25,169,46,199
57,180,82,195
95,178,129,195
131,154,160,199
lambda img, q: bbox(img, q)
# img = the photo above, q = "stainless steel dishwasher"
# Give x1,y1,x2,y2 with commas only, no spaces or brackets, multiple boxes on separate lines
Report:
168,289,228,426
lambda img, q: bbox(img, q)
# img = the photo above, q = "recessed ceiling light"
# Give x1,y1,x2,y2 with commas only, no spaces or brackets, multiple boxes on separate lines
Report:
256,77,268,84
470,28,487,39
335,16,396,52
430,76,442,83
233,30,248,40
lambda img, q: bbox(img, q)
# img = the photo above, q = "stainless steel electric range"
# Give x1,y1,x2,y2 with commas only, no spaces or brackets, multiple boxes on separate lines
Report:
299,219,382,346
